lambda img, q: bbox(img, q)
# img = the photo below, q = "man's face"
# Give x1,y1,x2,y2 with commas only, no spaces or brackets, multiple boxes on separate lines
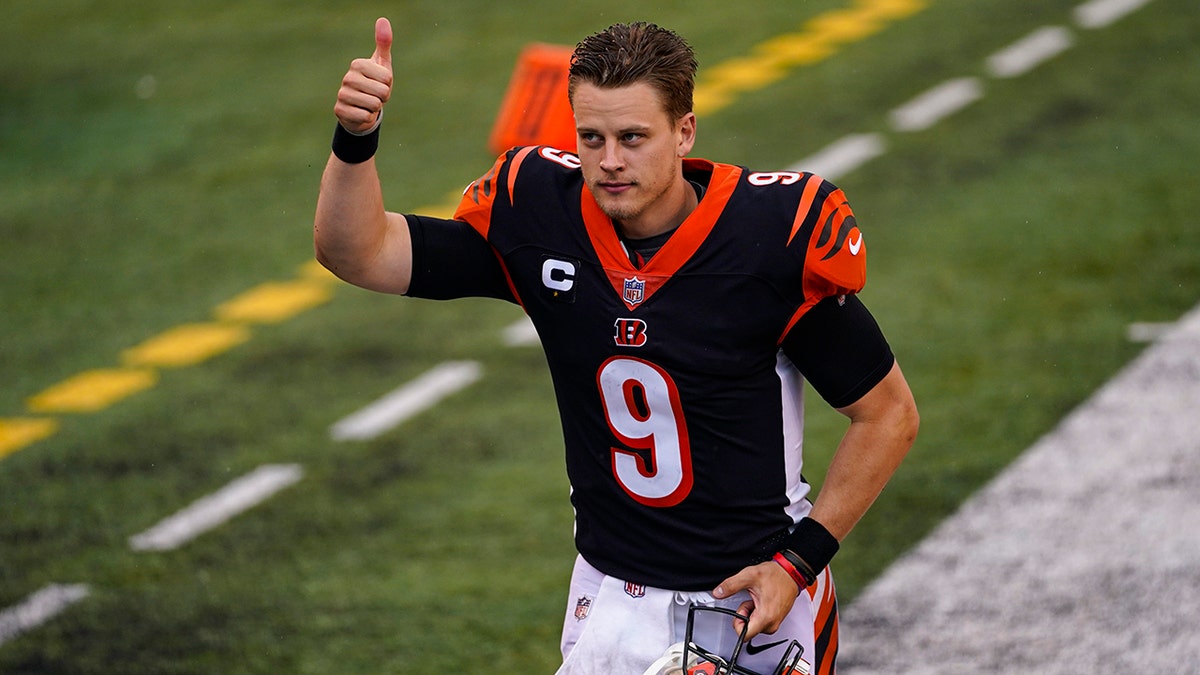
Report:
572,81,696,235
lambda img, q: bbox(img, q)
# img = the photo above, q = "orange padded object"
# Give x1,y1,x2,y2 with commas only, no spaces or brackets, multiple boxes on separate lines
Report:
488,43,576,154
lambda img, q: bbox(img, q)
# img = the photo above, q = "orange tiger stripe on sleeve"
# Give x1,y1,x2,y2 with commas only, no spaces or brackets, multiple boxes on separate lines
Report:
454,146,536,239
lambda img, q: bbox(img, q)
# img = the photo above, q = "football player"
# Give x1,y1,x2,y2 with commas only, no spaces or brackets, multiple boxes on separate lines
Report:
315,18,918,675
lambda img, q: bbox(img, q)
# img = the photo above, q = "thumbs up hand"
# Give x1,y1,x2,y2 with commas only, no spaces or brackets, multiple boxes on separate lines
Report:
334,18,393,134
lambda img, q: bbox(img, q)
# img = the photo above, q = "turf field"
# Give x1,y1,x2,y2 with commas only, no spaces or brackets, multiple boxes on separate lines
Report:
2,0,1198,671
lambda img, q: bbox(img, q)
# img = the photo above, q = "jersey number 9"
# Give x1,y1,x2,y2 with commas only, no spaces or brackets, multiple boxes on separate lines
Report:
597,356,694,507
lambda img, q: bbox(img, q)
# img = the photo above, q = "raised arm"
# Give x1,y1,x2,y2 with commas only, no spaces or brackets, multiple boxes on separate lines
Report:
314,17,413,295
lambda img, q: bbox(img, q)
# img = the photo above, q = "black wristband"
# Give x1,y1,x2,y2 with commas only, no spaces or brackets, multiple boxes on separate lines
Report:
779,517,840,585
331,123,380,164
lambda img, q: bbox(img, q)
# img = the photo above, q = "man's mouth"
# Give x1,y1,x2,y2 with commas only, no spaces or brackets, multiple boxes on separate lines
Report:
597,181,633,195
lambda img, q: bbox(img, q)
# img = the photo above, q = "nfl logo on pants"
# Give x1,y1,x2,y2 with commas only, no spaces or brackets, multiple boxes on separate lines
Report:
574,595,592,621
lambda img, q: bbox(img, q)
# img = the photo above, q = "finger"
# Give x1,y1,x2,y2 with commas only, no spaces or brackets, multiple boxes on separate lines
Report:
713,571,748,599
372,17,392,68
342,68,391,103
737,601,778,640
730,599,755,636
336,90,381,122
746,610,777,640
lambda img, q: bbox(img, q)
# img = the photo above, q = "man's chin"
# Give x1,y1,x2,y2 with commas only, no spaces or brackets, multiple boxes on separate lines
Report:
594,196,639,224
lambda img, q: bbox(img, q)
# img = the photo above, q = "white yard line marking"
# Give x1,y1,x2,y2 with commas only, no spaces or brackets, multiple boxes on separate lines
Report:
129,464,303,551
1127,321,1177,343
329,361,482,441
0,584,89,646
1074,0,1154,28
788,133,887,181
986,26,1076,78
503,317,540,347
889,77,985,132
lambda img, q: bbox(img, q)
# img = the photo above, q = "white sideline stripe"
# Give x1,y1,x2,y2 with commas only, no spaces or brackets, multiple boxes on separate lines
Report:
329,361,482,441
129,464,303,551
986,26,1075,78
841,302,1200,671
0,584,90,646
1074,0,1154,28
889,77,985,132
788,133,886,182
503,317,540,347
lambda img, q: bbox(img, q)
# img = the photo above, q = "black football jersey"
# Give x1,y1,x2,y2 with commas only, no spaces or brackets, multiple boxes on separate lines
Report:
408,146,882,590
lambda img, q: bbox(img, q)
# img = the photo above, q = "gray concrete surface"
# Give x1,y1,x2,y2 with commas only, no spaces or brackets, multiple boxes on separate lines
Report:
840,303,1200,673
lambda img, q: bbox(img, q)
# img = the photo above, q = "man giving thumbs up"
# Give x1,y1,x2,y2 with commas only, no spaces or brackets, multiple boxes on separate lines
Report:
314,17,919,675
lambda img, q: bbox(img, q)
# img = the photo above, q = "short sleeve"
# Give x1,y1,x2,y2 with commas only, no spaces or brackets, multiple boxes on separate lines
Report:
781,294,894,408
405,214,516,302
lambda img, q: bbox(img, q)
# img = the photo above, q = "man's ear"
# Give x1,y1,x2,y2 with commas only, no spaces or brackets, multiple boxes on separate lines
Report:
677,112,697,157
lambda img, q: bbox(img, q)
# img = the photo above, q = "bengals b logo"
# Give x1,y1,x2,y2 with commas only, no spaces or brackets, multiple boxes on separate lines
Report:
613,318,648,347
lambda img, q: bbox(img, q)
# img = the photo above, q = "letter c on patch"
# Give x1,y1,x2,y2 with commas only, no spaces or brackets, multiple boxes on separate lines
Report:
542,258,576,291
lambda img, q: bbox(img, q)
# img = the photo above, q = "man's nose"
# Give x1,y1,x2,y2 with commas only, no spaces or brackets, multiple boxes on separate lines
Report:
599,142,624,173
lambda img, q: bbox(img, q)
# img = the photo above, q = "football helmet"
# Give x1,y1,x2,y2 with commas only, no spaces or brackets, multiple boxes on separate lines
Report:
641,605,809,675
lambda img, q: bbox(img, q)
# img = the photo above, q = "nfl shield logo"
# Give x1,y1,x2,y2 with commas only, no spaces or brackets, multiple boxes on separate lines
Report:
624,581,646,598
623,276,646,306
574,595,593,621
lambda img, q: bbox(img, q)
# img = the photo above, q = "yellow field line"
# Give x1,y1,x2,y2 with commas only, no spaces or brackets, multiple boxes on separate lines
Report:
0,418,59,460
2,261,342,456
26,369,160,415
695,0,928,114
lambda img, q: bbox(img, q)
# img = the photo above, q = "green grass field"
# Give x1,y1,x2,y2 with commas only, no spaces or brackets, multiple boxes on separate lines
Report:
3,0,1199,671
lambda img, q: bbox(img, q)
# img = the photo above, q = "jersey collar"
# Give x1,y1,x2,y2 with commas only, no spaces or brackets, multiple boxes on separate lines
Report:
581,158,743,311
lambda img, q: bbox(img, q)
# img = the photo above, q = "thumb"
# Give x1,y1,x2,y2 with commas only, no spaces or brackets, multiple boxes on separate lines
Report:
713,571,749,599
372,17,393,68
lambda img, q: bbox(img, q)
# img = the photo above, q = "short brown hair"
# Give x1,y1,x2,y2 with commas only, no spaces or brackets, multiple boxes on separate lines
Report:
568,22,698,122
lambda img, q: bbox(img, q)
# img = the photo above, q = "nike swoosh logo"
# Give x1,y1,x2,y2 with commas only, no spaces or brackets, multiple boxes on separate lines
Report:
848,233,863,256
744,638,788,655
